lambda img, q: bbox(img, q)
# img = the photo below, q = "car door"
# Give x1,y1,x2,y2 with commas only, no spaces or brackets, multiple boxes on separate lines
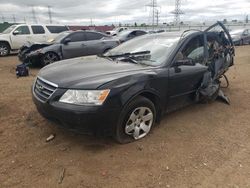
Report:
10,25,32,49
31,25,47,42
83,32,107,55
167,34,208,111
61,32,87,59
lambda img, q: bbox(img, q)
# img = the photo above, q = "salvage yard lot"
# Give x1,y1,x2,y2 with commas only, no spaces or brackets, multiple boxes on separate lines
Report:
0,46,250,187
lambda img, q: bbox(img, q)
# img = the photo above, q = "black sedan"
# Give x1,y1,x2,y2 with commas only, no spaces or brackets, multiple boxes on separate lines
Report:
230,29,250,45
19,30,120,66
32,22,234,143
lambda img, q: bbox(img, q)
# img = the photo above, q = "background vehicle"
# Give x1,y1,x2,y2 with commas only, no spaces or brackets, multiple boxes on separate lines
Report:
230,29,250,45
0,24,69,56
32,22,234,143
114,29,147,43
19,30,120,66
106,27,128,36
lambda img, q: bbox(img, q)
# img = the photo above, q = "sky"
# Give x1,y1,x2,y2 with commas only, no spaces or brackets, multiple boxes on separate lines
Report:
0,0,249,25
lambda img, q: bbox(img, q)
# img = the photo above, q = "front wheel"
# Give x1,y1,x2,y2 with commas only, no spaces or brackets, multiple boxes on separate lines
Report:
115,96,156,144
0,42,10,57
41,52,59,66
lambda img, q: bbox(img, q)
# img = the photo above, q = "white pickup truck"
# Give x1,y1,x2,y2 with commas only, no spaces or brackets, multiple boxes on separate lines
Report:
0,24,69,56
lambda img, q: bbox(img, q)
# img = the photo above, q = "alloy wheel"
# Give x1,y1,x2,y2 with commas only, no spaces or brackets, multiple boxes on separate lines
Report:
0,45,9,56
43,52,59,65
125,107,154,140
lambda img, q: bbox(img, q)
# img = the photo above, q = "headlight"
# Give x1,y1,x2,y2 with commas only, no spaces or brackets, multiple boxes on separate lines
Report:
59,89,110,105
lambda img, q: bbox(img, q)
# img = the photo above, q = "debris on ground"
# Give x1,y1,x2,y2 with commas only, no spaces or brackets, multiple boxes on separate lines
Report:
58,168,65,184
46,134,55,142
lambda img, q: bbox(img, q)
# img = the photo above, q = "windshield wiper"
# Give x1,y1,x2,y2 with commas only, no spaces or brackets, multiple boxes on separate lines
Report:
117,56,139,64
105,50,151,58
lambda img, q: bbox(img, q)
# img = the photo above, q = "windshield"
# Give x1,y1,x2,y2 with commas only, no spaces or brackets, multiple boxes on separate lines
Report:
106,34,180,66
2,25,16,34
230,30,244,35
48,31,71,43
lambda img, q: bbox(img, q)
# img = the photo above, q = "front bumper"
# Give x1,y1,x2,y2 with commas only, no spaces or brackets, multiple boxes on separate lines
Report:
18,51,43,64
32,87,121,135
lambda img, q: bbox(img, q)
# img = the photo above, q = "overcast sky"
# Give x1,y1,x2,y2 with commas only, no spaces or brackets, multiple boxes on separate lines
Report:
0,0,249,25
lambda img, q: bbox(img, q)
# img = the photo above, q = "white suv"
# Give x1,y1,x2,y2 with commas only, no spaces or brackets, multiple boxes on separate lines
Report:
0,24,69,56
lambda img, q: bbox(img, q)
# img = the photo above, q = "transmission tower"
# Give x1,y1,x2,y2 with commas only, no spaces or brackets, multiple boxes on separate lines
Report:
31,6,37,23
146,0,160,27
171,0,184,25
48,6,52,24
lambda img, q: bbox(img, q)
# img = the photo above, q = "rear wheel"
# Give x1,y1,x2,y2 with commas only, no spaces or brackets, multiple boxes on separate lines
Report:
41,52,59,66
115,96,156,144
0,42,10,57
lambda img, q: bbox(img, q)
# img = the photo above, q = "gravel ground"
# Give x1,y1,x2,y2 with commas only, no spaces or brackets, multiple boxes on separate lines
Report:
0,46,250,188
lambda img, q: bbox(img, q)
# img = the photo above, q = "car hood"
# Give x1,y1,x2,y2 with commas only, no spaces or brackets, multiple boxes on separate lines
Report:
38,56,153,89
0,33,9,39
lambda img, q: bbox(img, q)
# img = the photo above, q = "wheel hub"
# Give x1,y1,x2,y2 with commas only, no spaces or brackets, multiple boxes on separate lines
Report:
125,107,153,140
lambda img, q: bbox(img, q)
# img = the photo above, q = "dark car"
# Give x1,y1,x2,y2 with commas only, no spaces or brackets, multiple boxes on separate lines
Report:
19,30,120,66
230,29,250,45
115,29,147,43
32,22,234,143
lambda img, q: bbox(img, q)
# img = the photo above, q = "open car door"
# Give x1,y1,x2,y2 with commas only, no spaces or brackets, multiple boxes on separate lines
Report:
204,21,235,79
195,22,235,104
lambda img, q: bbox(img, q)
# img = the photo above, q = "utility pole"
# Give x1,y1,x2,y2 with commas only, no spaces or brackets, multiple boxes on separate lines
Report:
90,18,93,26
1,14,5,22
48,6,52,24
156,9,160,26
31,6,37,23
12,14,16,23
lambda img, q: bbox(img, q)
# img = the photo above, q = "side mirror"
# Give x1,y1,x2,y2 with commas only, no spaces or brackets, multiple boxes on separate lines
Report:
174,59,195,67
63,38,71,45
13,30,20,35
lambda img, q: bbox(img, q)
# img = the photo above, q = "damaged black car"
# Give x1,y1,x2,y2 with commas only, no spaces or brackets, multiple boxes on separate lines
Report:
32,22,234,143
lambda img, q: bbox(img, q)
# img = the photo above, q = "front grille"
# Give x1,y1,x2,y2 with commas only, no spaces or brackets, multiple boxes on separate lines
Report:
34,77,58,102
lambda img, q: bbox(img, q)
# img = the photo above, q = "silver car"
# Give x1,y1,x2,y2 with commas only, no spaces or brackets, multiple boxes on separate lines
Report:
18,30,120,66
230,29,250,45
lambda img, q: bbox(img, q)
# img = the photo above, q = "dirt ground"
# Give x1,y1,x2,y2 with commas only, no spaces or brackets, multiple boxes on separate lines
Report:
0,46,250,188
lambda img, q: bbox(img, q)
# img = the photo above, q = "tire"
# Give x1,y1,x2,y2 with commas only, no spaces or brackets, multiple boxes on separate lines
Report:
41,52,59,67
114,96,156,144
0,42,10,57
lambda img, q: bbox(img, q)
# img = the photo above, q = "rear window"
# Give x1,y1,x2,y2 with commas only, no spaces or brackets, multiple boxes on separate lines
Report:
46,26,68,33
31,25,45,34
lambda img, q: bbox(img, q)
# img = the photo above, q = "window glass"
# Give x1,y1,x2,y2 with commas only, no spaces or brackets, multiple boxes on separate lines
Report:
31,26,45,34
46,26,68,33
85,32,104,41
181,35,204,63
107,34,179,66
68,32,85,42
14,26,30,35
135,31,146,36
